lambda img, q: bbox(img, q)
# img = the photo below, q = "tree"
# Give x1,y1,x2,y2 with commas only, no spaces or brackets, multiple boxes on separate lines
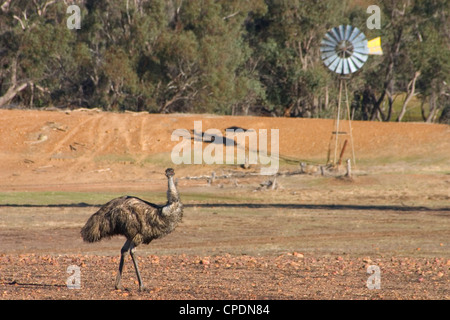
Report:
162,0,267,114
1,0,448,121
245,0,354,117
410,1,450,122
0,1,89,108
359,0,449,122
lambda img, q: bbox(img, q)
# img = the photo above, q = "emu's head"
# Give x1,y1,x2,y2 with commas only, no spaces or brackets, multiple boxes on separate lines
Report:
165,168,175,178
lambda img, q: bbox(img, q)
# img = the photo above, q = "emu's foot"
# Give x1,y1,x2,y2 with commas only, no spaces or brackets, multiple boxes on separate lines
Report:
115,283,127,291
138,285,149,292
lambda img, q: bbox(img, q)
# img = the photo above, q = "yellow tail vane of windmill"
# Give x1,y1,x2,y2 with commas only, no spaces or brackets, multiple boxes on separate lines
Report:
367,37,383,55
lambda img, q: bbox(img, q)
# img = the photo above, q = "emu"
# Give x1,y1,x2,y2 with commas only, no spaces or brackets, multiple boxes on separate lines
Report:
80,168,183,291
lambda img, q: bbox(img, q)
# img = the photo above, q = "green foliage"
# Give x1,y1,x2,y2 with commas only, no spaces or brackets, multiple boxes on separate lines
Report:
0,0,448,122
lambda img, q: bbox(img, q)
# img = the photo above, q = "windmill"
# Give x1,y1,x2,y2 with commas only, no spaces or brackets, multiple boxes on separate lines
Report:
320,25,382,167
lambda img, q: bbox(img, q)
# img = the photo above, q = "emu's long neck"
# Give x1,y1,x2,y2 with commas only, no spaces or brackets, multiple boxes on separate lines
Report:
167,176,180,204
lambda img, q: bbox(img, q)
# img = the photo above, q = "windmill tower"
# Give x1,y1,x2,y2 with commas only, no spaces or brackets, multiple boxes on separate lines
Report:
320,25,382,167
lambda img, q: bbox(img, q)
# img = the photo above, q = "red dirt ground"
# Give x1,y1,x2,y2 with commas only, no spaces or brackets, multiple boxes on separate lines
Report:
0,109,449,300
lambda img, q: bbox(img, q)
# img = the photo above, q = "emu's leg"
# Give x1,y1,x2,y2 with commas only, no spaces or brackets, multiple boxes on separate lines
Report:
129,243,145,291
115,239,131,290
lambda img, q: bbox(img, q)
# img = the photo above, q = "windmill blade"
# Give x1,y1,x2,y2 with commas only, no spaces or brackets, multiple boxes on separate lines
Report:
342,59,350,75
328,57,342,73
344,25,353,41
330,27,343,43
338,25,346,41
351,51,369,64
321,50,338,61
347,26,362,42
353,41,369,55
334,58,344,74
320,39,338,50
320,25,374,75
320,47,336,56
348,55,365,69
323,54,339,68
347,57,358,73
352,32,367,46
323,33,339,45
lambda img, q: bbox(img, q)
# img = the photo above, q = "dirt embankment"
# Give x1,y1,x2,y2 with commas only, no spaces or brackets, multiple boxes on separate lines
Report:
0,109,448,191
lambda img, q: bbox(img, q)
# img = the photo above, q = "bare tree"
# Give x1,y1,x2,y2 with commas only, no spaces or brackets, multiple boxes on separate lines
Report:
397,71,420,121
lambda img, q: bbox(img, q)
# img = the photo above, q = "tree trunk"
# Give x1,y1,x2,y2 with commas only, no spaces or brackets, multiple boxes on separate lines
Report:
0,83,28,107
0,58,28,107
426,93,441,123
385,84,394,122
397,71,420,122
422,91,440,123
371,25,403,121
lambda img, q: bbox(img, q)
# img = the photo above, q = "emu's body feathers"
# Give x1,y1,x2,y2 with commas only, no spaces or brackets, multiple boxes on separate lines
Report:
81,196,182,245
